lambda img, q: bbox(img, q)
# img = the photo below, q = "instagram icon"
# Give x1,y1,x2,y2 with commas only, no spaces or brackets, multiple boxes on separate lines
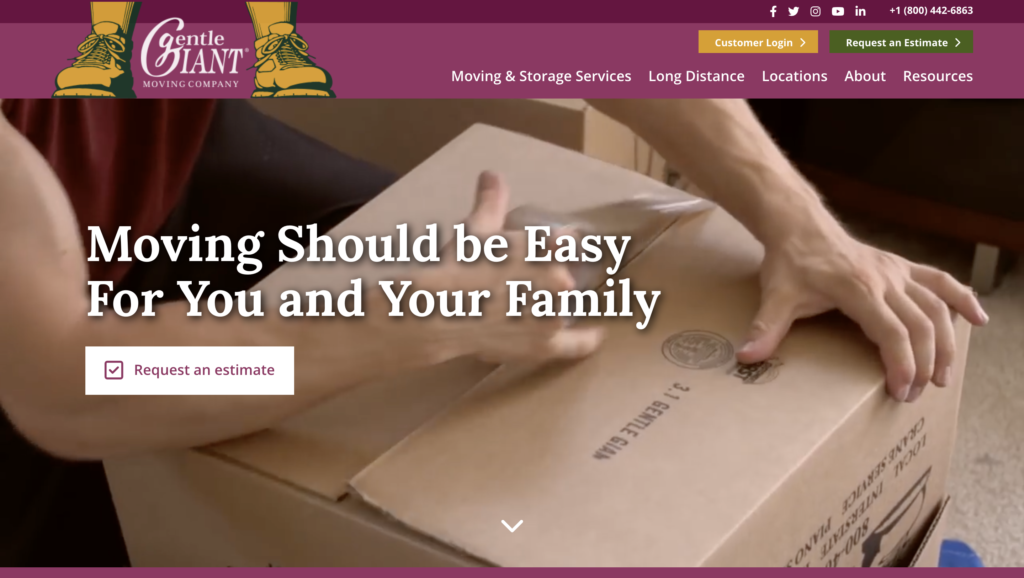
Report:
810,6,822,16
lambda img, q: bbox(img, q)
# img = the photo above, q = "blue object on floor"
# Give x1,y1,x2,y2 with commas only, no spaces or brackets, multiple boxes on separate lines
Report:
939,540,985,567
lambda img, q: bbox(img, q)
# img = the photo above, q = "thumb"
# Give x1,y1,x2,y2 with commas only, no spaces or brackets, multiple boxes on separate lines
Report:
465,171,509,235
736,290,798,364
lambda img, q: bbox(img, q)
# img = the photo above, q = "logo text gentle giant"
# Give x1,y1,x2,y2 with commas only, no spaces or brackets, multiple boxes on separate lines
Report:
142,18,245,78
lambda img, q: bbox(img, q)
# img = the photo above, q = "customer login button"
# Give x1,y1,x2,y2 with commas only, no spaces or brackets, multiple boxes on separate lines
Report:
85,347,294,395
699,30,819,53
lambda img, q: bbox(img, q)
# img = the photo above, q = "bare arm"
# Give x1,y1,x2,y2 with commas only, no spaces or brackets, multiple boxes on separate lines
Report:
0,113,467,459
586,99,987,404
0,117,599,460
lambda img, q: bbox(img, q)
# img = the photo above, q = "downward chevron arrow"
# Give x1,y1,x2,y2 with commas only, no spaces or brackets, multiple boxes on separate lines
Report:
501,520,523,533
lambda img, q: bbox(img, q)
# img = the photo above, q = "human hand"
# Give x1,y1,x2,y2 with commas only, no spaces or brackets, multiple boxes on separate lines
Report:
736,222,988,403
417,171,606,364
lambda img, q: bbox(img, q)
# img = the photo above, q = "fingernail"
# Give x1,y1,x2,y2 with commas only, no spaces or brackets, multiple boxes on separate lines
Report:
981,310,990,324
477,170,498,189
906,385,925,403
937,366,952,387
738,340,754,354
895,383,911,402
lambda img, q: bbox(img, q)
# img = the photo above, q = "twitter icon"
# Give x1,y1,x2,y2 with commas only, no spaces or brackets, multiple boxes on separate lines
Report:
788,7,800,15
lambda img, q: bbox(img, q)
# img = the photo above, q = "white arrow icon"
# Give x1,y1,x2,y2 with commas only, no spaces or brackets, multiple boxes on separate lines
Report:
501,520,523,533
800,38,806,47
955,38,960,47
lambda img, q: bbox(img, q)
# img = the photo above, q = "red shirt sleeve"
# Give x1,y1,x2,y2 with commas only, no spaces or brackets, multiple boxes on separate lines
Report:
1,99,217,284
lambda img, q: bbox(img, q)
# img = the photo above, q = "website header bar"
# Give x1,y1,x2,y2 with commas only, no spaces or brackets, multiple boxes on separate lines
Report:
2,23,1015,98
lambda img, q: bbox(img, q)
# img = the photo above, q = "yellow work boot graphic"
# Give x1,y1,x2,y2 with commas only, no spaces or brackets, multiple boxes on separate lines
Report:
53,21,135,98
251,22,334,98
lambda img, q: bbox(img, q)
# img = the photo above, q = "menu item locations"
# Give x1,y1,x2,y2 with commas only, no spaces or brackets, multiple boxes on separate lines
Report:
763,70,828,82
452,70,631,85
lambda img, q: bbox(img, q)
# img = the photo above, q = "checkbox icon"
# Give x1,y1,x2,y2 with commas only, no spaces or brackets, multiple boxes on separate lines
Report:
105,361,123,380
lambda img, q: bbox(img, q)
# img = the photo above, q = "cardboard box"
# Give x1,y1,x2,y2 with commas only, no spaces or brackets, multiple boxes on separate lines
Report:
251,99,665,181
104,125,968,567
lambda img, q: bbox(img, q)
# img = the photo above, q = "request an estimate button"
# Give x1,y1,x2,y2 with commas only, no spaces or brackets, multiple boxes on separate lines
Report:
829,30,973,53
699,30,819,53
85,346,295,395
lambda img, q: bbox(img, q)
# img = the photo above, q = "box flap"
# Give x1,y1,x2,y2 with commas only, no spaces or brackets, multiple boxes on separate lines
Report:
253,99,599,176
205,357,496,499
910,496,951,568
350,206,890,567
206,124,704,500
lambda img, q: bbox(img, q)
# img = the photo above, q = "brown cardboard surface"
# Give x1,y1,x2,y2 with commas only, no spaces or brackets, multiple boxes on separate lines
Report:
250,99,648,178
350,203,968,566
105,124,966,568
105,124,700,567
104,450,476,567
202,124,694,499
205,358,497,499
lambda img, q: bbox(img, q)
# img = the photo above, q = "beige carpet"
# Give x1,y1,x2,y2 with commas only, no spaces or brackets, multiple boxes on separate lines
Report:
846,215,1024,568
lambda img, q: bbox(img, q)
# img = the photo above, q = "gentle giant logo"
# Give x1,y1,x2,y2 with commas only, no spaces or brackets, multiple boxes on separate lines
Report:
52,3,334,97
662,330,782,384
662,330,734,370
141,18,247,80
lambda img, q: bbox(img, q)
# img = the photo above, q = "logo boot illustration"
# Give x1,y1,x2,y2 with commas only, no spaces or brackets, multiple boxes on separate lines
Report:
53,2,139,98
247,2,334,97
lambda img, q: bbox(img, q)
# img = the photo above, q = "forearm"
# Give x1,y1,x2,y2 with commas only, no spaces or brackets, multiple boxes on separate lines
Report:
586,99,843,246
0,116,454,460
5,295,450,460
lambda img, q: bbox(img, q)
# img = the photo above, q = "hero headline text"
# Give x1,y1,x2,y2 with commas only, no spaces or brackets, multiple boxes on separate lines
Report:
85,224,661,330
